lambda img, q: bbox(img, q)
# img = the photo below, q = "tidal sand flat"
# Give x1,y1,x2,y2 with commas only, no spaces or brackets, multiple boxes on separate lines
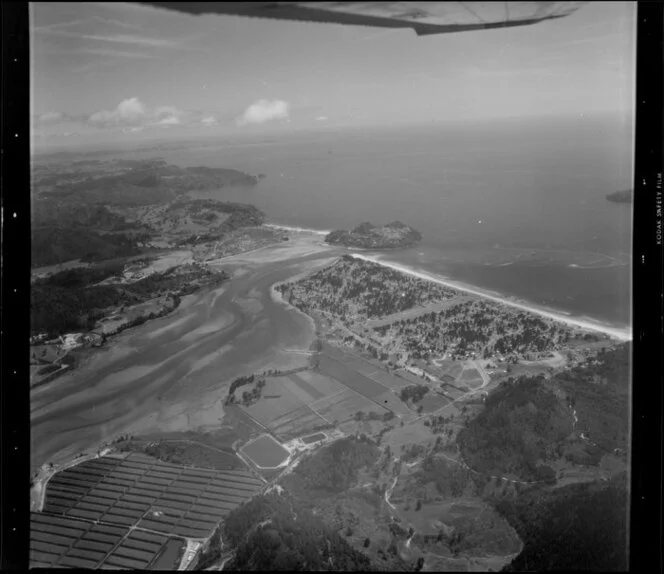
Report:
30,233,335,472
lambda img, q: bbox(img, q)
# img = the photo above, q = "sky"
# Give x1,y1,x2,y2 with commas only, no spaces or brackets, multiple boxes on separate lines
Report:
30,2,636,149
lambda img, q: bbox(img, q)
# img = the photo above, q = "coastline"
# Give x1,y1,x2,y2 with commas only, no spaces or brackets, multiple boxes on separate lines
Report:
264,222,331,236
350,253,632,342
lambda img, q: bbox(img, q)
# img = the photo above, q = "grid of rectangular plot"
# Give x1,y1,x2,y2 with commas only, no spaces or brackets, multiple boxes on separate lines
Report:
42,453,264,539
30,512,183,570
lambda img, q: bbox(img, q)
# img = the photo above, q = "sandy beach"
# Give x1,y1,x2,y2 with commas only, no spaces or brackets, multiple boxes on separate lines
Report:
350,253,632,342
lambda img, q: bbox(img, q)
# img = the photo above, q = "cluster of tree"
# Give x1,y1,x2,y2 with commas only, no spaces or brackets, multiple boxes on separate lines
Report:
416,454,470,498
400,384,430,404
223,492,374,571
400,443,426,463
34,262,126,289
457,375,571,481
284,257,455,320
354,410,393,423
497,473,628,571
224,374,257,406
240,378,266,406
374,300,571,360
294,436,380,493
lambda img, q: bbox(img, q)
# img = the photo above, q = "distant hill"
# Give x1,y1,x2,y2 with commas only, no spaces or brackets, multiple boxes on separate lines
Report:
325,221,422,249
31,226,142,268
32,201,132,232
606,189,632,203
37,160,261,207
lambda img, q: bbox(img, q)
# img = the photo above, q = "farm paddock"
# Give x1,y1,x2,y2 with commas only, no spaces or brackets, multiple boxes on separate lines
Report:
240,434,291,469
29,452,263,569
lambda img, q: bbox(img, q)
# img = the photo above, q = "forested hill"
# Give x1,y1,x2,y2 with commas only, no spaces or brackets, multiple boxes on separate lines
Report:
499,473,628,572
325,221,422,249
223,491,375,571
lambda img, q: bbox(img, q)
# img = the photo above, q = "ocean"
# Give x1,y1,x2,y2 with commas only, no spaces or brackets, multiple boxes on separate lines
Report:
137,114,633,329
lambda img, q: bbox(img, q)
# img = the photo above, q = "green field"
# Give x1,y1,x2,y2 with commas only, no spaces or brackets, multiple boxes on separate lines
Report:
241,434,290,468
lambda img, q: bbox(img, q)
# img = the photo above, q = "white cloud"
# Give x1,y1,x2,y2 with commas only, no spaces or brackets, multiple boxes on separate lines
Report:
156,116,181,126
201,116,218,127
48,97,222,133
89,96,146,127
237,99,290,127
315,116,328,121
88,97,188,129
37,111,65,123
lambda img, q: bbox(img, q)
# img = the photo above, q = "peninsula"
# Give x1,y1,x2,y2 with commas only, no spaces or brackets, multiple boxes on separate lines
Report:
324,220,422,249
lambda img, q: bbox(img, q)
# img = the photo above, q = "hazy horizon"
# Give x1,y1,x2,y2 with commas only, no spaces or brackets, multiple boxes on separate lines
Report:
31,2,635,151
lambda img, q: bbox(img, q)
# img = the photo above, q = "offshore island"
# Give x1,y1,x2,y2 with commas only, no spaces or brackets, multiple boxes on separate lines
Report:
325,221,422,249
30,155,630,572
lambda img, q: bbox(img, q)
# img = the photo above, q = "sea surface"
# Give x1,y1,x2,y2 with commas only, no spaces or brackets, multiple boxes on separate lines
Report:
135,114,633,329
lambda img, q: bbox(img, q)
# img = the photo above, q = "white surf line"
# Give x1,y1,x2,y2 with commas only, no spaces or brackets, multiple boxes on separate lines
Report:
264,223,331,236
349,253,632,342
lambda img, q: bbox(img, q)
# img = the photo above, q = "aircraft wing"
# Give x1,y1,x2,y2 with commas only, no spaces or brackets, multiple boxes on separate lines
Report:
138,2,588,36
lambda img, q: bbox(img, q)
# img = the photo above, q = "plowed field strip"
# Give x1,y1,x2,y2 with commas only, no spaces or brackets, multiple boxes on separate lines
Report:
137,477,173,487
169,466,214,477
32,526,85,541
128,486,164,498
31,531,77,547
51,474,96,487
148,499,190,512
207,482,261,493
121,537,161,552
103,507,145,519
103,555,149,569
89,524,127,536
82,532,123,545
86,489,121,502
101,514,136,526
68,509,104,521
113,545,155,562
72,539,114,553
31,514,90,528
57,555,99,569
64,548,106,562
44,503,76,514
92,483,125,493
125,531,165,544
122,493,156,504
114,461,152,471
75,502,110,513
114,500,151,511
202,483,255,495
44,487,81,499
196,493,246,506
30,541,69,555
158,493,196,504
104,476,139,486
